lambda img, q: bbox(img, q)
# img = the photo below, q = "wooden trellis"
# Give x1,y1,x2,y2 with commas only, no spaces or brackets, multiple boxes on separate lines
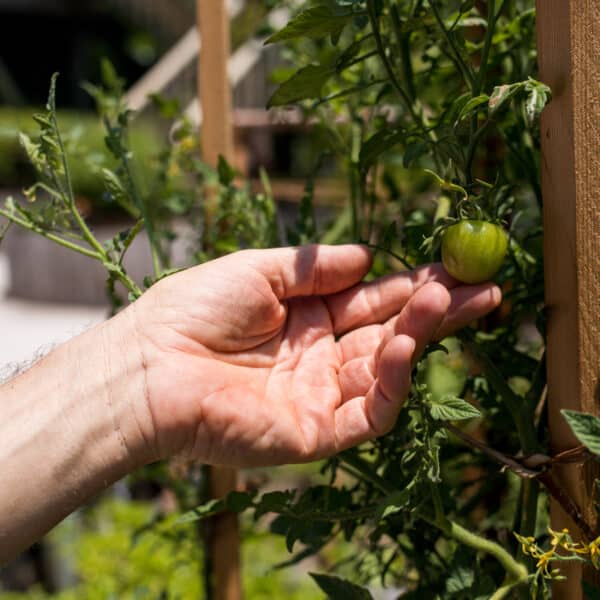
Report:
536,1,600,598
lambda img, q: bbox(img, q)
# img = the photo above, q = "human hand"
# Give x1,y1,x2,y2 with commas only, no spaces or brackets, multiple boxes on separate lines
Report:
126,245,501,467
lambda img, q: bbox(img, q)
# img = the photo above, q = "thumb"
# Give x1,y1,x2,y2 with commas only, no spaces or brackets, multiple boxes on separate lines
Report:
245,244,373,299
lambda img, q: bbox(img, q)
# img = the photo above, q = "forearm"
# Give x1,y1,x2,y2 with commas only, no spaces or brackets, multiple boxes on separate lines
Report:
0,308,151,564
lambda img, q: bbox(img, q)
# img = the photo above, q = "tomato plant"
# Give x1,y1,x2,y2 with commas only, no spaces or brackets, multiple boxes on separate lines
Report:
441,220,508,284
3,1,600,599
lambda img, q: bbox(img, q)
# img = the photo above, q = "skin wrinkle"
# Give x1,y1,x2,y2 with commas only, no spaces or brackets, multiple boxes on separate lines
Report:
124,306,157,462
100,322,129,461
130,304,172,460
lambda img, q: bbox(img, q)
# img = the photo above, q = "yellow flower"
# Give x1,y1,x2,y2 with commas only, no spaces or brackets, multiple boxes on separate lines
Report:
536,549,556,577
587,537,600,569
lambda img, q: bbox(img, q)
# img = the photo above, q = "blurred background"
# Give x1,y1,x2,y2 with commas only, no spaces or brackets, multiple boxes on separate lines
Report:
0,1,340,597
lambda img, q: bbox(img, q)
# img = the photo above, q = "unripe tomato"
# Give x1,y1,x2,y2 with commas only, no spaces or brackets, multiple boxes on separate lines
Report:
441,220,508,284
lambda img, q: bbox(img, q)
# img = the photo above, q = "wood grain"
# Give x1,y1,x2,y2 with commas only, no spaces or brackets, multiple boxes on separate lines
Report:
536,1,600,597
196,2,241,600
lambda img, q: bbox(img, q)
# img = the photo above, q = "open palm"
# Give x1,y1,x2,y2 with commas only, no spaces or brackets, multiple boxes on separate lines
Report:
132,245,500,467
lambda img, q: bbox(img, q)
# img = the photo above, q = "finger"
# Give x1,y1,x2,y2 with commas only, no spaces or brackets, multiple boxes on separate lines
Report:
338,283,500,364
338,355,376,403
435,283,502,339
242,244,373,299
376,281,451,362
325,263,457,336
334,335,415,450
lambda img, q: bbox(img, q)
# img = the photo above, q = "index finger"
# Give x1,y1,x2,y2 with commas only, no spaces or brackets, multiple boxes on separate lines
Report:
325,263,458,336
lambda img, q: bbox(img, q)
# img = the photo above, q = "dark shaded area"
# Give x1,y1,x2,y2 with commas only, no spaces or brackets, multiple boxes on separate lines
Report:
0,6,157,108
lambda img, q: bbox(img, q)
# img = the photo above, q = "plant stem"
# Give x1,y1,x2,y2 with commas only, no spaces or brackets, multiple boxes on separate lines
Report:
340,452,393,495
120,150,162,279
48,102,107,260
460,334,537,453
489,575,527,600
341,449,530,584
339,49,379,71
421,508,529,582
0,209,143,298
429,1,474,88
366,0,419,122
0,209,101,260
474,0,497,96
517,479,539,563
466,119,492,184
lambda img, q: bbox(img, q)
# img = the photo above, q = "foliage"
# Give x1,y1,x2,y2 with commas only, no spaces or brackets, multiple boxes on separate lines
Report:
0,107,160,212
0,497,320,600
2,1,600,598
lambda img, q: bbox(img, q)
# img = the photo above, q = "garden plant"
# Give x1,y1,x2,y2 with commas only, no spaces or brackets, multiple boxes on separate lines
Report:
2,1,600,598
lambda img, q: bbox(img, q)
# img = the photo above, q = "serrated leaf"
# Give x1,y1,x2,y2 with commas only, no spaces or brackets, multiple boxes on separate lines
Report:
267,64,334,108
265,4,354,45
562,410,600,456
430,395,481,421
310,573,374,600
359,128,404,171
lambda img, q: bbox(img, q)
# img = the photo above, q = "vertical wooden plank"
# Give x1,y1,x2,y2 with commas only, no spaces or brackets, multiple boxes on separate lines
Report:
196,3,241,600
198,0,234,165
536,1,600,598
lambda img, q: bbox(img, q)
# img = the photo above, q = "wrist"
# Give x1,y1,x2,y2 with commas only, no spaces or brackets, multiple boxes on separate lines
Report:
100,305,158,469
0,308,154,562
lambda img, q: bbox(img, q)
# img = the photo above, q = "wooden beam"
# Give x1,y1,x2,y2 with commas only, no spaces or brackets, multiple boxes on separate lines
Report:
197,2,241,600
198,0,234,165
536,2,600,597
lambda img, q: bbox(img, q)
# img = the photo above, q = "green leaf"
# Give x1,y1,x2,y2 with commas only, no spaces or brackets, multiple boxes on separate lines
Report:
403,141,429,168
225,490,255,512
265,3,354,45
374,490,410,521
488,83,522,115
562,410,600,456
174,490,254,525
524,81,551,127
175,498,225,524
359,128,404,171
254,490,296,519
430,395,481,421
267,64,334,108
456,94,489,122
309,573,374,600
445,566,474,594
217,154,236,186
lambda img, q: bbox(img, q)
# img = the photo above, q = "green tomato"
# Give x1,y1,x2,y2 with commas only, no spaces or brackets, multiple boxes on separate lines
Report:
441,220,508,284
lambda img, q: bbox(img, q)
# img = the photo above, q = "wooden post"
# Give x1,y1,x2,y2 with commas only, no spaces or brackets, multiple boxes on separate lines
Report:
198,0,234,165
536,2,600,597
196,2,241,600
